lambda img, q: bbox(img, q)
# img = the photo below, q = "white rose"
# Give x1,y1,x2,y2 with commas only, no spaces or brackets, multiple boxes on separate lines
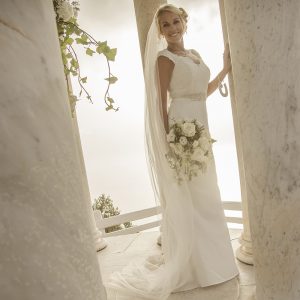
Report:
191,148,205,162
167,129,175,142
179,136,188,146
182,122,196,137
57,1,74,21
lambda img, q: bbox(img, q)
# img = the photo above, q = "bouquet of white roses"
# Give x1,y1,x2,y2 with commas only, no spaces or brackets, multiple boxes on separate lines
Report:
165,119,216,183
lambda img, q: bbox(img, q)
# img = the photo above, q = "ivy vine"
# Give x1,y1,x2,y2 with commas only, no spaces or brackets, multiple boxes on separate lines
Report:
53,0,119,114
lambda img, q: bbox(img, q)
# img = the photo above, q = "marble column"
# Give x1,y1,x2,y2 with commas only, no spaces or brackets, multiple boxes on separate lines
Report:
218,0,254,265
133,0,166,68
73,114,107,252
66,76,107,252
133,0,166,247
0,1,106,299
224,1,300,299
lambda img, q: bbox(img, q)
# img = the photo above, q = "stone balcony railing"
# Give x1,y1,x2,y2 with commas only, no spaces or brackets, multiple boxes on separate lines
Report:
94,201,243,238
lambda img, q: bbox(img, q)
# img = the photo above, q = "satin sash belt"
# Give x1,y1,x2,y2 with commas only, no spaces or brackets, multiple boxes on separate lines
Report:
171,92,206,101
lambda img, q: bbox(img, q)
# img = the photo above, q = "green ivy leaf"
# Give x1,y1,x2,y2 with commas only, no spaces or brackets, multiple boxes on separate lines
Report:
105,76,118,84
86,48,95,56
75,34,88,45
70,58,79,69
66,25,75,36
74,27,81,35
105,48,117,61
96,41,108,54
105,105,113,111
60,42,67,51
65,37,74,45
65,53,73,59
107,97,114,103
65,68,71,75
81,33,88,42
75,38,82,44
69,94,78,104
62,54,68,65
81,76,87,83
68,17,77,25
96,46,102,54
75,38,84,45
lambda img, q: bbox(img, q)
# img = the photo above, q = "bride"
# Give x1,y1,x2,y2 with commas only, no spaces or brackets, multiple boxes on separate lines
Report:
106,4,239,299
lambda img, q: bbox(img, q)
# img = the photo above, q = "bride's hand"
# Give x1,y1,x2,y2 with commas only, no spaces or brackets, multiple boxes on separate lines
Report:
223,43,231,73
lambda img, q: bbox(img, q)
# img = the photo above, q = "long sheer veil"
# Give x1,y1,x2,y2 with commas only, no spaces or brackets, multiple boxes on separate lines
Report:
143,12,195,280
106,12,195,300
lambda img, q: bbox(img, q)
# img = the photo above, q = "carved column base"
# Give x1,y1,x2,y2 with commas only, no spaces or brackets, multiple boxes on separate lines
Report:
236,232,254,265
94,229,107,252
93,210,107,251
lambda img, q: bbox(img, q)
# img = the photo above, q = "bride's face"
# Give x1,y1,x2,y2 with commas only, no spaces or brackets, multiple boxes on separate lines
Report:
159,11,186,43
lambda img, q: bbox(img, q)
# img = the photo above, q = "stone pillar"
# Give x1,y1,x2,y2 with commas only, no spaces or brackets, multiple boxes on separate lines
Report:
0,1,106,299
73,114,107,252
224,1,300,299
218,0,253,265
133,0,166,69
67,77,107,252
133,0,166,246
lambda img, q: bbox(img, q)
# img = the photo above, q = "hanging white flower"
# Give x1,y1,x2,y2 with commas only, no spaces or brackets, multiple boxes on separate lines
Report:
57,0,74,21
182,122,196,137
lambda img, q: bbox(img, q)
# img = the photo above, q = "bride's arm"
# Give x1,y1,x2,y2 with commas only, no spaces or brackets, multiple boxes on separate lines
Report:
207,43,231,97
207,68,228,97
157,56,174,133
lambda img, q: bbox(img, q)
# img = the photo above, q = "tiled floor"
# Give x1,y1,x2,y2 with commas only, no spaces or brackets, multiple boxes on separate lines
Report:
97,229,255,300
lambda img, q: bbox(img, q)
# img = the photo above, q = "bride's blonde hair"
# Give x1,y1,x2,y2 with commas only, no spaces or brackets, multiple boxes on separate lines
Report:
155,4,188,38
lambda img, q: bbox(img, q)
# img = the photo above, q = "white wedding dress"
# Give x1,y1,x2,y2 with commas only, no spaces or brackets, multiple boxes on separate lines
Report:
105,48,239,300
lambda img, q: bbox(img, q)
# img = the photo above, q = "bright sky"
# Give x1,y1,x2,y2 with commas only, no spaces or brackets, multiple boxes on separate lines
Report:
73,0,241,214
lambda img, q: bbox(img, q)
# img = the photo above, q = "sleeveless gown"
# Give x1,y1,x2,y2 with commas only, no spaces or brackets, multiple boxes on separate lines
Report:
105,48,239,300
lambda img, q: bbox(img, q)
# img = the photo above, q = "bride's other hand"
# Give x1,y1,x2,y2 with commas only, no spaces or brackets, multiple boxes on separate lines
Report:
223,43,231,74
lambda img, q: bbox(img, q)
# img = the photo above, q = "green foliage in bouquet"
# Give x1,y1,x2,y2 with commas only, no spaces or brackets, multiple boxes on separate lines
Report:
53,0,119,114
92,194,132,233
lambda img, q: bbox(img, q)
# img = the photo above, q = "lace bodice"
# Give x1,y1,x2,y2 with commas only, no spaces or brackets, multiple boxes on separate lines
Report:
157,49,210,100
